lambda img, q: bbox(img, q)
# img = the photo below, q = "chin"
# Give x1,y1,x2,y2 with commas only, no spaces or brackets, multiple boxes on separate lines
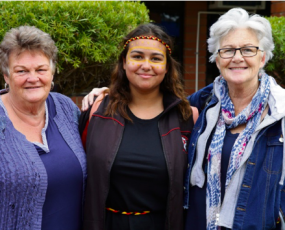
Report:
25,94,48,104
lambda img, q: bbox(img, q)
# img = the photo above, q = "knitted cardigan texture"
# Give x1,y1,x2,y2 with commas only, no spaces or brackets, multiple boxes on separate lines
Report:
0,92,87,230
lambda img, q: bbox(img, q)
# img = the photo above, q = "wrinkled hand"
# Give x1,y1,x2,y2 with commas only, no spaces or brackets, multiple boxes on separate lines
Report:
81,87,108,111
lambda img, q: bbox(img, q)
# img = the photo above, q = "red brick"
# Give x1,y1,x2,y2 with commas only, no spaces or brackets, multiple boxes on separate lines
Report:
185,1,207,11
184,49,196,57
184,32,197,41
185,16,207,27
69,96,84,109
271,2,285,14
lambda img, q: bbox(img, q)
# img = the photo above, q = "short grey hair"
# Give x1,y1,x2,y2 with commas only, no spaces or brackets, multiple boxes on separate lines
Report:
208,8,274,65
0,25,58,76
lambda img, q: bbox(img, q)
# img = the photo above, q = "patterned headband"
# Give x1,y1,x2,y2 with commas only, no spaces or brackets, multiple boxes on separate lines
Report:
123,36,172,54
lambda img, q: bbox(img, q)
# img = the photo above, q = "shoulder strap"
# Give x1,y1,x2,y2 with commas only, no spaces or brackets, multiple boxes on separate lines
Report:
191,106,199,124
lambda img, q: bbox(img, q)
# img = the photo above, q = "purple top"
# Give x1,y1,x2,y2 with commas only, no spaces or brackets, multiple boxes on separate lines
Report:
35,95,83,230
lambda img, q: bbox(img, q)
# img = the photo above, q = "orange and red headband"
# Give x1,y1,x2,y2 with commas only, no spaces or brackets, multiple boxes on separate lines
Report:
123,36,172,55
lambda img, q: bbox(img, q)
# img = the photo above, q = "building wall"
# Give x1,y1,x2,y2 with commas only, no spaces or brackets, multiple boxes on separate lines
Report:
183,1,208,95
271,1,285,16
71,96,84,110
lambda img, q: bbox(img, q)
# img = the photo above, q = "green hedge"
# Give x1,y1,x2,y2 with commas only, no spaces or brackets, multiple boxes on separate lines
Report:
0,1,150,95
265,16,285,87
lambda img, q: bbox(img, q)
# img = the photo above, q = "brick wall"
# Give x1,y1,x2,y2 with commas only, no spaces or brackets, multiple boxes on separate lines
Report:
183,1,208,95
271,1,285,16
71,95,84,110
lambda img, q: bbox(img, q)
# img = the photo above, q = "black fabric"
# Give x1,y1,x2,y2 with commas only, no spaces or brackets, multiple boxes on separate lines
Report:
82,94,193,230
220,131,239,202
105,108,168,230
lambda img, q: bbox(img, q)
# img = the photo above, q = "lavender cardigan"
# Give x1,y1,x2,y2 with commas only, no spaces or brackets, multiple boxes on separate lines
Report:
0,92,87,230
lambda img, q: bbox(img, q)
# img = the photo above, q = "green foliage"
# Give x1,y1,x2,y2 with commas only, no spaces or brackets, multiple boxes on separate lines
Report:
265,16,285,87
0,1,150,95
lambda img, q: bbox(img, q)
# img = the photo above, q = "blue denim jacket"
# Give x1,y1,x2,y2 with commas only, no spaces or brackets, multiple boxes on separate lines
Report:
184,82,285,229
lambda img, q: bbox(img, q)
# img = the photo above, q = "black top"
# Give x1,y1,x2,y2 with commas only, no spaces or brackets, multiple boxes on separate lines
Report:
185,129,238,230
105,108,169,230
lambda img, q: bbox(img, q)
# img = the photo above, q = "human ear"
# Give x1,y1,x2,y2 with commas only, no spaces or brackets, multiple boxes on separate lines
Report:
4,75,9,85
259,52,266,68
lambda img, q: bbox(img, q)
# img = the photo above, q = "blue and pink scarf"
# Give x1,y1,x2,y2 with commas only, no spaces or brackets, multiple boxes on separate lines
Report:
206,73,270,230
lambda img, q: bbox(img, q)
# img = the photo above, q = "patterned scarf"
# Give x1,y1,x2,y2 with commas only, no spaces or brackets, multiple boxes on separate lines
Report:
206,73,270,230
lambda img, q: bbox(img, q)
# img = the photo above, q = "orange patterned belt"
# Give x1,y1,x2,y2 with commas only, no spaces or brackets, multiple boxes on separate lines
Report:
106,207,150,215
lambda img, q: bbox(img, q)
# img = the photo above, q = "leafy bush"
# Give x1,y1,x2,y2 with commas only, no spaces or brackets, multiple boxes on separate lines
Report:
265,16,285,87
0,1,150,95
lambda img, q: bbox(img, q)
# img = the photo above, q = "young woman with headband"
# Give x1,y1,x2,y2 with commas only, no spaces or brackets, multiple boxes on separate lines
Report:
79,23,197,230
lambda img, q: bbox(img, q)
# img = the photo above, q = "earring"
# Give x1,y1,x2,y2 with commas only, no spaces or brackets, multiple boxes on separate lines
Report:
51,81,54,90
4,83,9,89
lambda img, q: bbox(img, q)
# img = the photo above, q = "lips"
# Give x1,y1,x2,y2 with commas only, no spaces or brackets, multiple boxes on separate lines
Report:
25,86,41,89
229,67,247,70
137,73,154,79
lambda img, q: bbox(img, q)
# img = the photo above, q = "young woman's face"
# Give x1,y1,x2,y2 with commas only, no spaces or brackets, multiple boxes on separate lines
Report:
123,39,168,94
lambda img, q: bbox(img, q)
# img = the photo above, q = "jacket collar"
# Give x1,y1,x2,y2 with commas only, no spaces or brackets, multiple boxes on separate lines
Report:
161,92,182,116
103,93,181,123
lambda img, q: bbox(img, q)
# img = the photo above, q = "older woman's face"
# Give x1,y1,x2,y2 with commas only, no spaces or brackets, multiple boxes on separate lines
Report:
215,28,265,89
4,50,53,106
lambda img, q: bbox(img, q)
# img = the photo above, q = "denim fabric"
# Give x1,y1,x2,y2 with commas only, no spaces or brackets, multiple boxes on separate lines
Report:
184,85,285,230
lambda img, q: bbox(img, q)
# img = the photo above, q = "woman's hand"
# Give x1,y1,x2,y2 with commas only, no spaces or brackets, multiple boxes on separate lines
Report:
81,87,108,111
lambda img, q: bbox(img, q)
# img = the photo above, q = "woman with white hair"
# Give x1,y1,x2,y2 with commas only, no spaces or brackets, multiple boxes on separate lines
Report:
184,8,285,230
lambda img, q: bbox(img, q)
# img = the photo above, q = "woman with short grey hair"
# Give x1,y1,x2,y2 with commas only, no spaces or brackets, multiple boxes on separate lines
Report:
0,26,58,76
207,8,274,64
0,25,86,230
184,8,285,230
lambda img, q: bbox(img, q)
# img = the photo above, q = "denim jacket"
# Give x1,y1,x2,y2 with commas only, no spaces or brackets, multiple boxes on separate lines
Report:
184,78,285,230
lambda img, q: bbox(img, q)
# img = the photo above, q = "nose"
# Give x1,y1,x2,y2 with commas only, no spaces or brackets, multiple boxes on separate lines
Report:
232,49,244,62
26,71,39,82
141,60,151,71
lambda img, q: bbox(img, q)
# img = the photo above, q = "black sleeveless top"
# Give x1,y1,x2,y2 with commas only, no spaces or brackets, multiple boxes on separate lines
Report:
105,108,168,230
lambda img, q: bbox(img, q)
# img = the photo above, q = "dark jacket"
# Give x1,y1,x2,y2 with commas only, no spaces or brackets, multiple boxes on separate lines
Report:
81,94,194,230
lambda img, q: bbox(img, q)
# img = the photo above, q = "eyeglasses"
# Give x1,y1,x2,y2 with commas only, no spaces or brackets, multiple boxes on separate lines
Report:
218,46,263,59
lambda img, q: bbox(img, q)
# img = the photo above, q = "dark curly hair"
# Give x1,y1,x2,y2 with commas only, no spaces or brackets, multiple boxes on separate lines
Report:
105,23,191,121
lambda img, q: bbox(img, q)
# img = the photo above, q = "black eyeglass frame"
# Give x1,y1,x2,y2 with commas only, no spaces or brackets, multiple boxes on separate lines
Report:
217,46,263,59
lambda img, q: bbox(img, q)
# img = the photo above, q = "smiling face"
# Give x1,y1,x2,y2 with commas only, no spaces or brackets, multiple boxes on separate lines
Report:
4,50,53,107
215,28,266,90
123,39,168,94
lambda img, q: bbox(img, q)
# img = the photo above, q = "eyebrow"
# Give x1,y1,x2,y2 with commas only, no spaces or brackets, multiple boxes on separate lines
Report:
130,50,165,57
13,64,50,68
221,43,255,48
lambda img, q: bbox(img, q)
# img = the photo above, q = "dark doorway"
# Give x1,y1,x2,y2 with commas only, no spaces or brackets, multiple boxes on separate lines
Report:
142,1,185,66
